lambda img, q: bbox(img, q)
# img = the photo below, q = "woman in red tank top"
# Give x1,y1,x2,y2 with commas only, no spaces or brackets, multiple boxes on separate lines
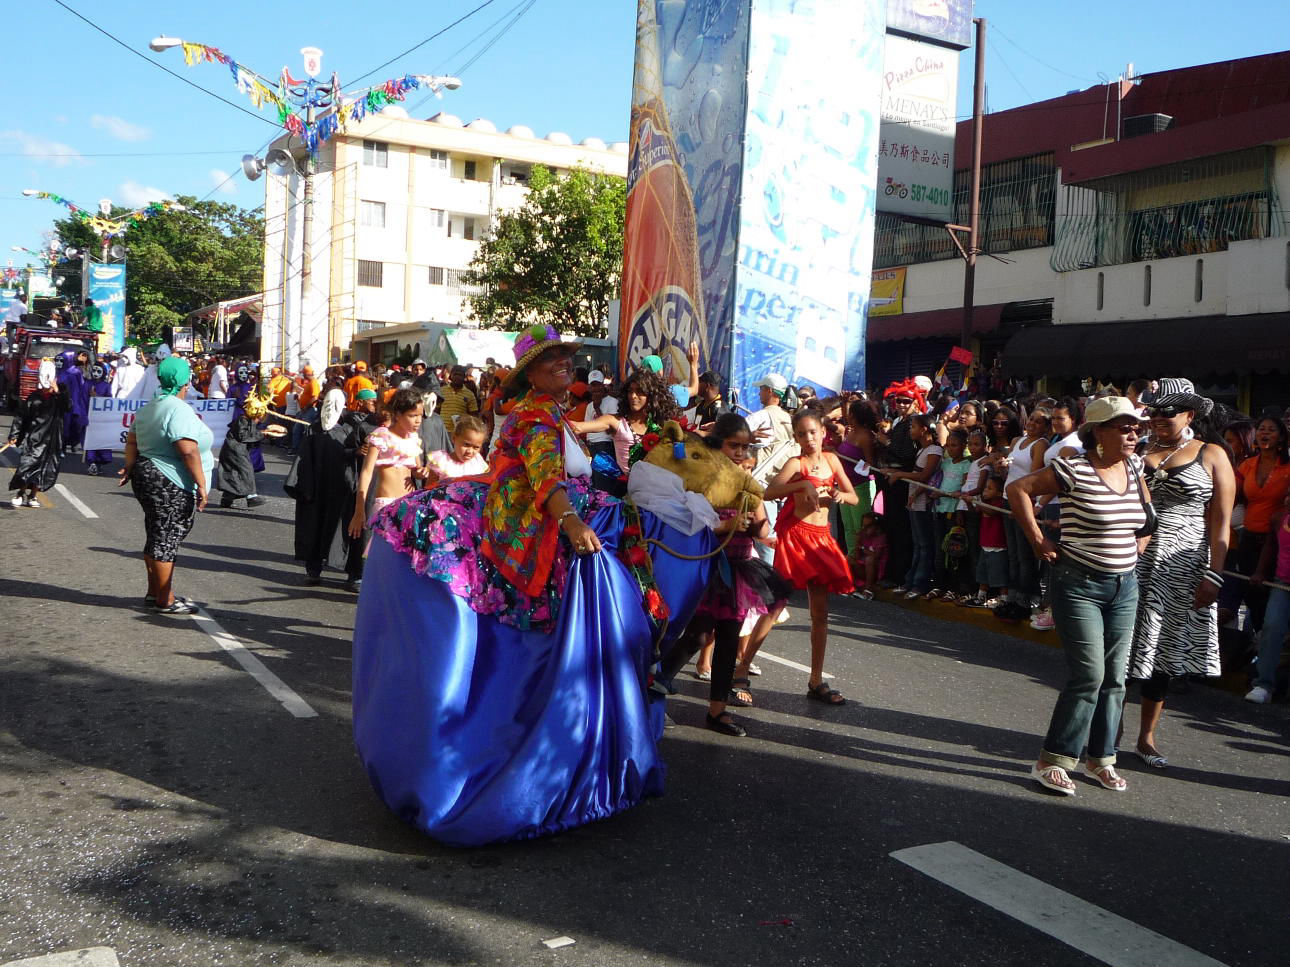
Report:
763,409,859,706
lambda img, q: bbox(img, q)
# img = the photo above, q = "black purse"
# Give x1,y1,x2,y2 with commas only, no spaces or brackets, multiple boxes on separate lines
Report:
1130,461,1157,538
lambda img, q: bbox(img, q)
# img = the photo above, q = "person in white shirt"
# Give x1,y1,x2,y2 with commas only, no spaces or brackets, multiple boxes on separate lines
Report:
110,347,145,399
207,356,230,399
135,344,172,401
2,294,26,326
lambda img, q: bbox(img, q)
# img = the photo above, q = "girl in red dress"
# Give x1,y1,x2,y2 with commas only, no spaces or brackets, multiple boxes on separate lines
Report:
765,409,859,705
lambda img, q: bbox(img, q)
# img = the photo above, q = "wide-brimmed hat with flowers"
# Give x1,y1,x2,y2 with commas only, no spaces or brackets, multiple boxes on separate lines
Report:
503,322,582,387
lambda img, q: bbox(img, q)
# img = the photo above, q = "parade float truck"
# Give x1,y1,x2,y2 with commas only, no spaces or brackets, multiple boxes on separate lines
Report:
3,324,98,411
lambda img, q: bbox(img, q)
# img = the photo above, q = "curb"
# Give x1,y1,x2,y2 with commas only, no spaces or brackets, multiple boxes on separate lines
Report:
867,589,1253,698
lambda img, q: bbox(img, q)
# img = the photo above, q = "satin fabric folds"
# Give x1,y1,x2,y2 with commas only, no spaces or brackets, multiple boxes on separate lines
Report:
352,501,713,847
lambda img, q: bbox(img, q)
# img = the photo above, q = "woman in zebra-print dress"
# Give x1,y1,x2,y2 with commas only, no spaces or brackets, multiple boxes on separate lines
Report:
1127,379,1235,768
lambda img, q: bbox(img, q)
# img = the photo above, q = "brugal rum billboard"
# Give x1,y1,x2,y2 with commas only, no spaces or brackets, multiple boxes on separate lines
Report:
620,0,886,402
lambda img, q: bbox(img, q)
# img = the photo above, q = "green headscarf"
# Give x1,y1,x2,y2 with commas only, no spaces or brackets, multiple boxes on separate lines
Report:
156,354,191,398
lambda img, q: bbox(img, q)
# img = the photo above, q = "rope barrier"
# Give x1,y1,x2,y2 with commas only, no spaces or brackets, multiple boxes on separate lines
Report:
1222,569,1290,594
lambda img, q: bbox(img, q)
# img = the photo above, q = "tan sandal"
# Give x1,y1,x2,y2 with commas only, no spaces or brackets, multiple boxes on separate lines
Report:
1030,763,1076,796
1080,763,1127,792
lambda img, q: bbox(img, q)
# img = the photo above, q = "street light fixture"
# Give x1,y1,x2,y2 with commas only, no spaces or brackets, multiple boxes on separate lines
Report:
148,36,184,52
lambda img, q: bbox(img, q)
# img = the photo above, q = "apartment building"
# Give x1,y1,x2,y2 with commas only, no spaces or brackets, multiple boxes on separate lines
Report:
259,109,627,368
868,50,1290,412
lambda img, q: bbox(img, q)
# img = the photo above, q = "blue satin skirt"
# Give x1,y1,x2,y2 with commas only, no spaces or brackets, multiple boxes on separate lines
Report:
352,501,714,846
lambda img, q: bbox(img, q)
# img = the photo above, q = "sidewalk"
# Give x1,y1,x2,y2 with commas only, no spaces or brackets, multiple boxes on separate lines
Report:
867,587,1255,697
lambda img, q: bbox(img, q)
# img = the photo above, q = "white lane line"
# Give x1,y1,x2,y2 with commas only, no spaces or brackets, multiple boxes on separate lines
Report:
191,607,318,719
3,948,119,966
53,482,99,518
753,650,833,679
891,841,1226,967
0,449,97,518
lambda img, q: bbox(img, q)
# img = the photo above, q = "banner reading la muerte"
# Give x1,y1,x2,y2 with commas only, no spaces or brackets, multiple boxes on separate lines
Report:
85,396,237,452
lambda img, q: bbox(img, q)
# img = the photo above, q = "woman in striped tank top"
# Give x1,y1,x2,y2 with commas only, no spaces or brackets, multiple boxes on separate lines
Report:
1008,397,1152,797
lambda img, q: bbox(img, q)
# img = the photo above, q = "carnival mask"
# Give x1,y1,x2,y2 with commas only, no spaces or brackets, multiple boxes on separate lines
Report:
236,365,252,383
90,363,106,381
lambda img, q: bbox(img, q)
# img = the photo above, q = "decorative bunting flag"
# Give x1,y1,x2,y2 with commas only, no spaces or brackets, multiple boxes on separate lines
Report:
176,42,439,155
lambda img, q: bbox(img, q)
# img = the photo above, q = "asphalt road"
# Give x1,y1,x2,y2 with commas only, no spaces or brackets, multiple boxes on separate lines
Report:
2,425,1288,967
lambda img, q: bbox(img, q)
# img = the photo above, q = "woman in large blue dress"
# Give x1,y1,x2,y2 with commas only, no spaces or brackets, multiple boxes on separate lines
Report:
352,324,715,846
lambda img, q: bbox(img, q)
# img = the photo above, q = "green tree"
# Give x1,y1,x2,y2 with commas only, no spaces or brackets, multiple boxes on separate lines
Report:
464,165,625,338
51,195,264,343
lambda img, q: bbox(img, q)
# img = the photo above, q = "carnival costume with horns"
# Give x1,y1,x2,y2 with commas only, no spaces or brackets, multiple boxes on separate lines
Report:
217,390,268,504
352,323,718,847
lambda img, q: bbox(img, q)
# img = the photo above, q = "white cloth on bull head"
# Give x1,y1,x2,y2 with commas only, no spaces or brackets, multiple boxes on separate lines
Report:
626,460,719,537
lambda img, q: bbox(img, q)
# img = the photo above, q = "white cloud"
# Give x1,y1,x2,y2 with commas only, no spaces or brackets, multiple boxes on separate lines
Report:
90,114,151,142
209,169,238,195
118,181,172,207
0,129,83,166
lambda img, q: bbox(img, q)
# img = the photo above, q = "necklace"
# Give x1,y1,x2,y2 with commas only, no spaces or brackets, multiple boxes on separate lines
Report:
1149,439,1187,483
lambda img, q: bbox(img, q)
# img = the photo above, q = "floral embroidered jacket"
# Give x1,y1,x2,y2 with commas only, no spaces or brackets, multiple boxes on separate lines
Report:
479,391,572,597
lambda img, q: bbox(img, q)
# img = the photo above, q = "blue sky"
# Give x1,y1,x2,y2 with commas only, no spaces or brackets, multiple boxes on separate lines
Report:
3,0,1285,262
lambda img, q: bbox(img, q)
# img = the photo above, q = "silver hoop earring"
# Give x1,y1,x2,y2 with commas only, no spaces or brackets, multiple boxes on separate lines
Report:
1096,443,1104,459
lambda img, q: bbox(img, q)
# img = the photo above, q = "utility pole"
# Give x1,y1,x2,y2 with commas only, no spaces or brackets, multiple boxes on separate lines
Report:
960,17,986,353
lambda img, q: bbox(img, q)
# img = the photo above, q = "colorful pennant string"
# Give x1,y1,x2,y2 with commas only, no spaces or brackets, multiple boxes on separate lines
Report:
176,43,437,154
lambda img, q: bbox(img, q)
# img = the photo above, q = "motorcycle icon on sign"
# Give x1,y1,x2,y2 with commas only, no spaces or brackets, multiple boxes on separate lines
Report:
884,178,909,199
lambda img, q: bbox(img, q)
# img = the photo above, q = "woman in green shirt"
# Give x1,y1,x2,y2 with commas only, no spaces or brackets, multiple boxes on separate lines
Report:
120,355,213,615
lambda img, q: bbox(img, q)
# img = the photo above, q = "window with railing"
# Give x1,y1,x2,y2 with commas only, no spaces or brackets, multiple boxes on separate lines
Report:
356,319,386,332
357,260,383,287
429,266,445,285
873,153,1057,269
1050,147,1285,272
444,268,467,288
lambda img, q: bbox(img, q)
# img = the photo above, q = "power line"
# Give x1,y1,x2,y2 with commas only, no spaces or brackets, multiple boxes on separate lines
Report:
46,0,280,129
349,0,501,85
452,0,537,77
989,23,1100,84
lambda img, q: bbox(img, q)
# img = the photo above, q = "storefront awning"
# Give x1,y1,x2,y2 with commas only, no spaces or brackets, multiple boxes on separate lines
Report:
1003,314,1290,378
867,303,1005,343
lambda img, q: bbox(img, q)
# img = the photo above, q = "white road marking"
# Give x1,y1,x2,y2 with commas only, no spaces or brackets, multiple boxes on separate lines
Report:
0,449,96,517
3,948,119,967
752,650,833,679
53,482,98,518
891,841,1226,967
191,607,318,719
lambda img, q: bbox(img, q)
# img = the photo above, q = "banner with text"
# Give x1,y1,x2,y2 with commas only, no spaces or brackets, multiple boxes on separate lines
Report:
730,0,886,399
87,263,125,351
85,396,237,452
869,267,907,317
877,34,958,222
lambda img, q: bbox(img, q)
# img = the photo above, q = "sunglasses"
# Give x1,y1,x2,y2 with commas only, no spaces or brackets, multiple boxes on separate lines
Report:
890,398,913,405
1147,406,1184,418
1103,422,1142,435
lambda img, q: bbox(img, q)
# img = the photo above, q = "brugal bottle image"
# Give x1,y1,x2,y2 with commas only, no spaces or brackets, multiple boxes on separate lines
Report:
620,0,709,383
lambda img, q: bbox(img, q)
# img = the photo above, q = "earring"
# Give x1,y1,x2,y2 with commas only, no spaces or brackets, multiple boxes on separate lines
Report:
1096,443,1104,458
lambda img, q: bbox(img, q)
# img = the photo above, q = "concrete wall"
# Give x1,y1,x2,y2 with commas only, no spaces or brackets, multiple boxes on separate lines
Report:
900,245,1057,313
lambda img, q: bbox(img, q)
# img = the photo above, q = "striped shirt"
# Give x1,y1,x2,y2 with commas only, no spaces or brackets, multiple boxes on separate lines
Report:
1052,454,1147,574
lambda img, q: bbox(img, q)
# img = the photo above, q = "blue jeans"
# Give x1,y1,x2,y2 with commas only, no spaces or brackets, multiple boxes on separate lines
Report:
291,405,318,449
1041,559,1139,769
905,510,935,592
1254,587,1290,691
1004,512,1039,606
